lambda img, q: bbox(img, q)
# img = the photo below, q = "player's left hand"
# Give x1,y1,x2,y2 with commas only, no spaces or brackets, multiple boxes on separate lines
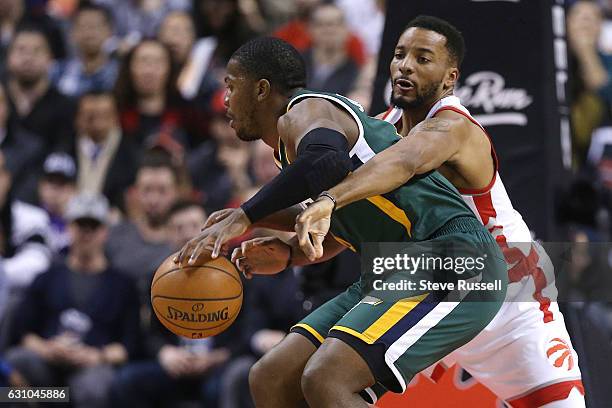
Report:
295,197,334,261
231,236,291,278
176,207,251,265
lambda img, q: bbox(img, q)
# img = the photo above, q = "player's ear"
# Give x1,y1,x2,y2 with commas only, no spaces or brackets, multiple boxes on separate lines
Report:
443,67,459,91
256,79,271,101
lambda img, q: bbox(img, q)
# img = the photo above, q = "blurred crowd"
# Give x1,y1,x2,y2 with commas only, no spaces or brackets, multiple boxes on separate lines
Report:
0,0,381,406
0,0,610,406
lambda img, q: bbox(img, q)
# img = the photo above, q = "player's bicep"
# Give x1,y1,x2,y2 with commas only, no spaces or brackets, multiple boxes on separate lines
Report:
402,115,469,175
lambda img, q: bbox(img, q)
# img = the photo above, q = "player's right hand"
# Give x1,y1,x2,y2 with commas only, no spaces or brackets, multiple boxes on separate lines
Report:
201,208,236,230
231,236,291,279
295,197,334,261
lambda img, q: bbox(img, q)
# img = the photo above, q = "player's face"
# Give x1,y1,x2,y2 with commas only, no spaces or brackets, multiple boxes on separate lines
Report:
390,27,458,109
224,59,262,142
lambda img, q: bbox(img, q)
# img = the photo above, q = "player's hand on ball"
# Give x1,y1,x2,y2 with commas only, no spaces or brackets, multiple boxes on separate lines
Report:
295,197,334,261
201,208,236,229
231,237,291,279
176,207,251,265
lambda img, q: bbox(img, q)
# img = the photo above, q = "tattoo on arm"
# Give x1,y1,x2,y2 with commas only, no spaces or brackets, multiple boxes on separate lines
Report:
415,118,451,132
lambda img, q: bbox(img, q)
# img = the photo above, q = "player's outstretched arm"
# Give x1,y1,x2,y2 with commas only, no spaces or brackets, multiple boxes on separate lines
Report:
329,111,470,209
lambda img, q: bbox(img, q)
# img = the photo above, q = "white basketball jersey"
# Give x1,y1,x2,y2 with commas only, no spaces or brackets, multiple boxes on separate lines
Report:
382,97,556,320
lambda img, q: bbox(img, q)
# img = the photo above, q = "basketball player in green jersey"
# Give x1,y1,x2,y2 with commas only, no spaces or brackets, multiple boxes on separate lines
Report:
176,36,507,407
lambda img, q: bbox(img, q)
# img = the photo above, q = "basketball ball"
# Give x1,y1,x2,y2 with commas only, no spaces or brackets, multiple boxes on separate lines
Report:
151,253,243,339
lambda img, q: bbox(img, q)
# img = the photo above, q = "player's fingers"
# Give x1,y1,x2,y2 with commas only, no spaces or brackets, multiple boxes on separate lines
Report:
188,239,207,264
296,218,316,261
312,233,325,260
235,256,246,273
212,233,226,259
231,247,242,263
176,241,193,265
238,260,253,279
295,215,311,246
202,209,229,229
300,236,316,262
241,240,251,256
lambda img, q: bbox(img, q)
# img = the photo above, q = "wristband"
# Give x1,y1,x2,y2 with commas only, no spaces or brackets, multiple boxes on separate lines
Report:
317,191,337,211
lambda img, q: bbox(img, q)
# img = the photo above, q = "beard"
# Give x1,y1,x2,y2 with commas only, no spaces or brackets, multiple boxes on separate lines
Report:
15,73,43,90
234,110,261,142
391,80,441,110
146,212,167,229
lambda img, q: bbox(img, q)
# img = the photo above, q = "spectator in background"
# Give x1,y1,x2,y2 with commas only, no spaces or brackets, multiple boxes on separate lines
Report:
0,0,67,74
192,0,260,81
4,26,75,201
568,0,611,165
70,90,137,210
303,3,360,95
212,112,252,206
0,82,44,200
0,149,51,322
115,39,197,153
232,140,278,204
93,0,189,54
186,99,234,213
166,200,207,251
5,193,140,408
157,10,221,149
106,150,175,286
38,152,77,254
273,0,366,68
158,10,220,106
335,0,385,57
51,1,118,97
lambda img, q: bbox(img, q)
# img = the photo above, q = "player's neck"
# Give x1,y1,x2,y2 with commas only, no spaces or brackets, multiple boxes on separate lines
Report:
261,94,291,148
400,92,453,135
400,107,430,135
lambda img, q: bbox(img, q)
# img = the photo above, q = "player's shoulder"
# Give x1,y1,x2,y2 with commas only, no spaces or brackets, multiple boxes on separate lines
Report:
279,96,345,134
431,109,479,136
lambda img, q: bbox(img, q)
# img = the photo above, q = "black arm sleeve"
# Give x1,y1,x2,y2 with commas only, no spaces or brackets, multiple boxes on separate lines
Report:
241,128,352,223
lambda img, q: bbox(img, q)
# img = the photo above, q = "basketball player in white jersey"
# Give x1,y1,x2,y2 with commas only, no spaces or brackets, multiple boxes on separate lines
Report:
237,16,585,407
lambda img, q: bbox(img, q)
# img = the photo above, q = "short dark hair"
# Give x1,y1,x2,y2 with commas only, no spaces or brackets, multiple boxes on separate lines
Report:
406,15,465,67
75,1,113,27
137,148,179,184
9,24,51,54
167,200,206,220
230,37,306,95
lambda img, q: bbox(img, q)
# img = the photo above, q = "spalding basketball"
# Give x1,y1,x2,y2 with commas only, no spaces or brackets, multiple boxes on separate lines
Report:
151,253,243,339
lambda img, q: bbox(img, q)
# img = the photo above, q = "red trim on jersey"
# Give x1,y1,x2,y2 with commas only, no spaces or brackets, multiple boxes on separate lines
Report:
508,380,584,408
471,189,497,228
382,106,395,120
433,106,499,195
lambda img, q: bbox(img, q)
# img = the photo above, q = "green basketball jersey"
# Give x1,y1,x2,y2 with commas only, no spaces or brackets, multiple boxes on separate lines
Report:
275,89,476,252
